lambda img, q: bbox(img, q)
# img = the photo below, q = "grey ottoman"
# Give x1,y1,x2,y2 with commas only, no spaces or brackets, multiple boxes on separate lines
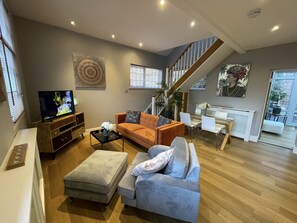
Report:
64,150,128,203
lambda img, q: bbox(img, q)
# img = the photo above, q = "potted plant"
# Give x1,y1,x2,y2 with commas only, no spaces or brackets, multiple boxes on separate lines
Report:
269,81,287,114
155,81,183,118
172,88,184,120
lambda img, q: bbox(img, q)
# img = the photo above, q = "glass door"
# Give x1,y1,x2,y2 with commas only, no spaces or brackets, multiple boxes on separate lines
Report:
272,71,297,126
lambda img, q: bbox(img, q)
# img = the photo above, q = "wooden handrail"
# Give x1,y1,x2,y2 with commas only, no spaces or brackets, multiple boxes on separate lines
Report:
168,42,193,70
171,38,224,91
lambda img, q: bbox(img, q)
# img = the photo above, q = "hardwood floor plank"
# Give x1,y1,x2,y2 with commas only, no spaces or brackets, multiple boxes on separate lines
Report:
279,207,297,223
218,209,245,223
265,207,296,223
199,203,228,223
274,177,297,196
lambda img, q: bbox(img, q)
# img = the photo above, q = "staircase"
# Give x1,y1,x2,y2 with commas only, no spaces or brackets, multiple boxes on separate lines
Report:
145,37,233,117
167,36,218,88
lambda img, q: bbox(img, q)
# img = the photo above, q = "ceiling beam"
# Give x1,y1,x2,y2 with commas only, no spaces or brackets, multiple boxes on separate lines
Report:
171,0,246,54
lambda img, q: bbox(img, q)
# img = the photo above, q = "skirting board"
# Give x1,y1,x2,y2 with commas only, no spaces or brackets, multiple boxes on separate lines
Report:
249,135,258,142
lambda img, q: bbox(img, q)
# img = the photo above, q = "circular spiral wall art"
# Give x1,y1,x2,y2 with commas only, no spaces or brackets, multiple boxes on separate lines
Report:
73,54,106,89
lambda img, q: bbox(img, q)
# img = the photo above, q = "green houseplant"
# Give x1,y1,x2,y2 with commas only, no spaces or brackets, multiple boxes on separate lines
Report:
155,81,183,118
269,81,287,114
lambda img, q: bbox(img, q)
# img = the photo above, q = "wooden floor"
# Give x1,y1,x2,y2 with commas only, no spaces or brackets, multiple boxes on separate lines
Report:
41,133,297,223
260,125,296,149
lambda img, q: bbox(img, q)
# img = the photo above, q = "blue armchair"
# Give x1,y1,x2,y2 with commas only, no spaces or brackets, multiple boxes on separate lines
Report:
118,137,200,223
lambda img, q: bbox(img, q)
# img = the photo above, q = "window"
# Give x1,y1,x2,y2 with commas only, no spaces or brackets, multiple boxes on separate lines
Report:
130,64,162,88
191,77,206,90
0,0,24,122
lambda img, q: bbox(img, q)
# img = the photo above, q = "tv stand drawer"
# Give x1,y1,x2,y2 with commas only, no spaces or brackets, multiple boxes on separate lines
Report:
52,131,72,151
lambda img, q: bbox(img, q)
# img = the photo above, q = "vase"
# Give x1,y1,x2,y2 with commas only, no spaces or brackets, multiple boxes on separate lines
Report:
201,109,206,116
103,129,109,137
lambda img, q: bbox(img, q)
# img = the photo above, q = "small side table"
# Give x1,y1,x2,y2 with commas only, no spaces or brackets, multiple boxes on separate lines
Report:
90,129,124,151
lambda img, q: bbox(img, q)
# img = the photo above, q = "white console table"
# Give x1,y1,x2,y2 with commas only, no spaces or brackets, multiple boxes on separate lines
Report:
207,106,256,141
0,128,45,223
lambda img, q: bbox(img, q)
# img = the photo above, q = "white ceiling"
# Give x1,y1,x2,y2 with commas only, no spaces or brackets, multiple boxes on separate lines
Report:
7,0,297,55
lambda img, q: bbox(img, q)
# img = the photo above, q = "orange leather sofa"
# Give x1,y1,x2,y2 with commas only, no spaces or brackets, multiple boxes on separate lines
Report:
115,112,185,149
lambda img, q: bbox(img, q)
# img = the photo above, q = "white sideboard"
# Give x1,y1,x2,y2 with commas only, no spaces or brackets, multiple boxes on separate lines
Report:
206,106,256,141
0,128,45,223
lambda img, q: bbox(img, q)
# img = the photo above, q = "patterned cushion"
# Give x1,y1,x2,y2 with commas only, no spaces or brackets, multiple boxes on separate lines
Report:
131,149,174,176
156,115,172,127
125,110,141,124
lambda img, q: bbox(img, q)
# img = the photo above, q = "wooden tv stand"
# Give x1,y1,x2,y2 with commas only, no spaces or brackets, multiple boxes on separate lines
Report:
37,112,85,157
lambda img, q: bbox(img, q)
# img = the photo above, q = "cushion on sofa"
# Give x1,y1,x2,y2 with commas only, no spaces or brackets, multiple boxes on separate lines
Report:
133,128,156,145
164,137,190,179
125,110,141,123
157,115,172,127
148,144,171,158
131,149,174,176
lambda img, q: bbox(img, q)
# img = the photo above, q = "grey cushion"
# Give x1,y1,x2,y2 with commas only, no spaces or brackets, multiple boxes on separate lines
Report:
164,137,189,179
64,150,128,194
125,110,141,123
156,115,172,127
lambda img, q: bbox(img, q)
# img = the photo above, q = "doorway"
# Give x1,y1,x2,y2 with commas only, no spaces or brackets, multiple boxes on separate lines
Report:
260,70,297,149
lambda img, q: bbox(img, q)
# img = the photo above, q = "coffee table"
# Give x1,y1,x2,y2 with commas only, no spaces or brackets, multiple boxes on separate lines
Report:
90,129,124,151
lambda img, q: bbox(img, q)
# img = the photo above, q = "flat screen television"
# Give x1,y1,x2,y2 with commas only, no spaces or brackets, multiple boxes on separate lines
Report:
38,90,75,121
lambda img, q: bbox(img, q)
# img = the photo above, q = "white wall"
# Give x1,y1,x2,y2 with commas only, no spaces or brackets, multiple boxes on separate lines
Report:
14,17,167,129
189,41,297,138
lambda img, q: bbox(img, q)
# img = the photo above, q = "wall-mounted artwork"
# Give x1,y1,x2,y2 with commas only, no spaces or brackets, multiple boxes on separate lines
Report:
73,53,106,89
216,63,251,97
0,68,6,103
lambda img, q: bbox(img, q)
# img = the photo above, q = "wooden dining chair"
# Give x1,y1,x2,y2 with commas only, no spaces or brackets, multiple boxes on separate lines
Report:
201,115,225,149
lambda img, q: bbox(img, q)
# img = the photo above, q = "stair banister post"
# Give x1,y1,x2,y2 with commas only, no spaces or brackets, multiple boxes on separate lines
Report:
165,67,169,86
174,104,178,121
152,95,156,115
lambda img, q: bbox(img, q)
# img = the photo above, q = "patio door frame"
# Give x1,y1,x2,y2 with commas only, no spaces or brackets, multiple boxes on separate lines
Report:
272,69,297,126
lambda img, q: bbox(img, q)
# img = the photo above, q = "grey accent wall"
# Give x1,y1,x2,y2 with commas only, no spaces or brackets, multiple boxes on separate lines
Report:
14,17,166,129
167,43,189,67
189,41,297,138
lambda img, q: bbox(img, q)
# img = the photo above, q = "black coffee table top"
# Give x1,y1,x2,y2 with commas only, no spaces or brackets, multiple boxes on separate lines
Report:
90,129,122,144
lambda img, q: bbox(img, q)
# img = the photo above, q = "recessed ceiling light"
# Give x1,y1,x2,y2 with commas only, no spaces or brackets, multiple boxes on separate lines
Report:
271,25,280,32
70,21,76,26
190,21,195,27
139,43,143,47
160,0,165,6
111,34,115,39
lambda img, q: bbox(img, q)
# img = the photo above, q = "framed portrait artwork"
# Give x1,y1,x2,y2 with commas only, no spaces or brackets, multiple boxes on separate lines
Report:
216,63,251,98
